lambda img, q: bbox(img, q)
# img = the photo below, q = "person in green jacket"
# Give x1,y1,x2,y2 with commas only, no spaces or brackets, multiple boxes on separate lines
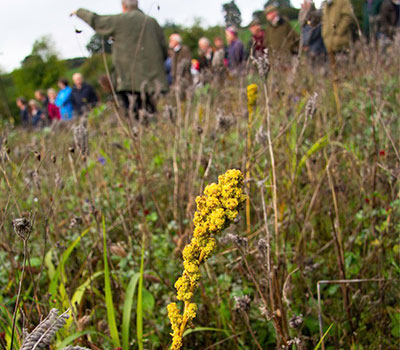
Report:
263,5,299,55
72,0,168,118
321,0,354,54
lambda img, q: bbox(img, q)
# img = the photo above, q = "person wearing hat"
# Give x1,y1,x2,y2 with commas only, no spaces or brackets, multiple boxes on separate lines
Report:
263,5,299,55
225,26,245,75
247,19,266,58
321,0,354,54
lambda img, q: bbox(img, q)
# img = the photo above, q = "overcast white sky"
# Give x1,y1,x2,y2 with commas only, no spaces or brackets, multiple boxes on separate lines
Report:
0,0,322,73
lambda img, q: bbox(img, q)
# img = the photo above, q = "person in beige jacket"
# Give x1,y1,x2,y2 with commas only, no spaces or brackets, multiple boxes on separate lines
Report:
321,0,354,53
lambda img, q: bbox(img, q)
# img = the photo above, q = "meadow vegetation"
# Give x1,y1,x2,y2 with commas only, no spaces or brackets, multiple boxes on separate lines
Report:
0,41,399,350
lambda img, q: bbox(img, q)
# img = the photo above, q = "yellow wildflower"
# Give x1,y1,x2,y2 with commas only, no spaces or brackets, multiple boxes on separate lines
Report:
167,169,246,350
247,84,258,106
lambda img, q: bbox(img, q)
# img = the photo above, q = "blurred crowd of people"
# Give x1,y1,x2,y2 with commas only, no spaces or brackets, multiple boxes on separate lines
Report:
18,0,399,127
16,73,98,129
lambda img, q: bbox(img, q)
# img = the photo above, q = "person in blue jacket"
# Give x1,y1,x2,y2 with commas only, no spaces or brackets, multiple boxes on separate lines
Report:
55,78,73,120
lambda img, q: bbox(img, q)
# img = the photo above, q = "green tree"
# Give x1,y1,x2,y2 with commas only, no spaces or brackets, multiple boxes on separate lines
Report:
222,1,242,28
86,33,113,55
12,35,66,105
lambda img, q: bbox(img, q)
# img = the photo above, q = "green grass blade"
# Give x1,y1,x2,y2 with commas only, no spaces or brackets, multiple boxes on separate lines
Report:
55,330,98,350
296,134,330,178
314,323,334,350
122,272,140,350
102,217,121,348
137,234,145,350
183,327,230,337
49,228,90,295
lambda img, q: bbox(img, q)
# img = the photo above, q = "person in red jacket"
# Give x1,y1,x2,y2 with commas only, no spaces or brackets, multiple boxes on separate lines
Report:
47,88,61,122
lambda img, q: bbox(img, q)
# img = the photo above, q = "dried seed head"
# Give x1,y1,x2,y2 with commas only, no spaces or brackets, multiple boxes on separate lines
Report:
51,155,56,163
250,49,271,80
69,216,82,229
68,146,75,154
20,308,69,350
289,314,304,329
13,217,33,240
109,242,128,258
234,295,251,313
73,122,89,158
216,111,234,132
305,92,318,120
257,238,268,256
259,305,272,320
225,233,248,252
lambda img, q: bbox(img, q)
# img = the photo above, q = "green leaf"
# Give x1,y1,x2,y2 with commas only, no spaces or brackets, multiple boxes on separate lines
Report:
142,288,155,312
103,217,121,348
296,134,330,178
45,249,55,280
183,327,229,337
314,323,334,350
137,235,145,350
55,330,98,350
122,272,140,350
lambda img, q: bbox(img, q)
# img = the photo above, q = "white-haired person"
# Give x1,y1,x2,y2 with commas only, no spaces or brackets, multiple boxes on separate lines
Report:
71,73,98,117
198,37,213,71
168,33,192,85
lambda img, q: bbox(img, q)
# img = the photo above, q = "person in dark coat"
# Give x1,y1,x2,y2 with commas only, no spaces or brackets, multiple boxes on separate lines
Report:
198,37,213,71
71,73,98,116
16,97,29,128
72,0,168,117
247,19,266,58
302,10,327,63
28,100,45,128
225,26,244,75
379,0,400,39
169,33,192,86
264,5,299,55
34,90,49,123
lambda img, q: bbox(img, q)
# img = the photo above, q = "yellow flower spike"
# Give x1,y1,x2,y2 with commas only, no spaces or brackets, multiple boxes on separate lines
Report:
167,169,246,350
247,84,259,106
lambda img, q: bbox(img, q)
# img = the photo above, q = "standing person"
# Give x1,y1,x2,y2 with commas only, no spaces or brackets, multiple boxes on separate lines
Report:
379,0,400,39
72,0,168,118
225,26,244,75
198,37,213,71
47,88,61,122
16,97,29,128
321,0,354,55
71,73,98,117
299,0,316,28
169,33,192,85
28,100,45,128
247,19,266,58
34,90,49,123
264,5,299,55
212,37,226,68
55,79,73,120
302,11,327,63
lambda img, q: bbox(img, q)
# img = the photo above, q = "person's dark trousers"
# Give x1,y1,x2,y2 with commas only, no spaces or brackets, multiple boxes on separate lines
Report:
117,91,156,119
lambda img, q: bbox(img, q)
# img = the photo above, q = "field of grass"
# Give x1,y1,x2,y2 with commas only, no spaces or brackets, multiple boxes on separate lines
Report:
0,43,399,350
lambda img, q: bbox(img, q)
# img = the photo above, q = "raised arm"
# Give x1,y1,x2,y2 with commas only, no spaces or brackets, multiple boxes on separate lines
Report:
76,8,116,36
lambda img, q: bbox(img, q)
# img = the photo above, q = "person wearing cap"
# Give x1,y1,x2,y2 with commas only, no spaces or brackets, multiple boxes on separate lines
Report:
247,19,266,58
225,26,245,75
321,0,354,54
263,5,299,55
